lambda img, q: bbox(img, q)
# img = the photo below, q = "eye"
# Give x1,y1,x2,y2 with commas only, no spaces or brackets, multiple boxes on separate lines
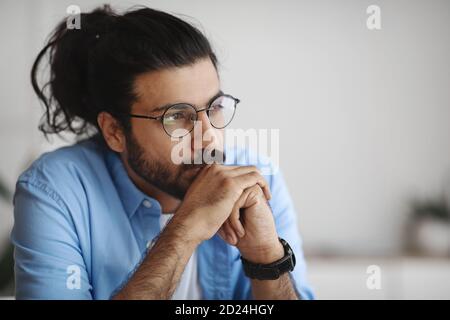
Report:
167,112,187,121
171,112,184,120
209,104,224,112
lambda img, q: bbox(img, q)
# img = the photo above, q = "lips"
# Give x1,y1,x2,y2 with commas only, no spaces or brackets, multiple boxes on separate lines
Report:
185,165,205,174
189,163,206,169
191,149,226,165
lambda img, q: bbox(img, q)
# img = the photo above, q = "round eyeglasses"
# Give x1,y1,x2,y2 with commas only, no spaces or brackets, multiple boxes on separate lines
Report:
119,94,240,138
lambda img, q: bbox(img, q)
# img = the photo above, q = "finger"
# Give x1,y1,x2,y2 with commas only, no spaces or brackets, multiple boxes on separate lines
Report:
226,221,239,245
223,220,238,245
232,171,271,201
228,186,261,238
209,164,271,200
235,184,261,211
218,225,232,244
228,165,261,176
218,223,232,244
227,166,272,200
217,227,228,242
210,163,272,200
190,164,212,183
262,184,271,201
198,164,212,176
229,206,245,238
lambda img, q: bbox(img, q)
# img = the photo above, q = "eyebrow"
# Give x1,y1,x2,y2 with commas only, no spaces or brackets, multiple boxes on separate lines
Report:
149,90,224,114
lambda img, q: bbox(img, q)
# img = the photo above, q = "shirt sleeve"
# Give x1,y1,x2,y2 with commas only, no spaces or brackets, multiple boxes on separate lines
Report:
268,168,315,300
10,178,92,299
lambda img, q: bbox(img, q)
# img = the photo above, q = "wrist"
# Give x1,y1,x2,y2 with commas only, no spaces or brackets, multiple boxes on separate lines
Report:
239,239,284,264
167,211,203,248
173,206,211,245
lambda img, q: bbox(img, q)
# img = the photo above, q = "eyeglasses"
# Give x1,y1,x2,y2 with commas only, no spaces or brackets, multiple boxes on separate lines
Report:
118,93,240,138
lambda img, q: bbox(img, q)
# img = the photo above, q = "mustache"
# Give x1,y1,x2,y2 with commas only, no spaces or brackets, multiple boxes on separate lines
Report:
182,149,227,170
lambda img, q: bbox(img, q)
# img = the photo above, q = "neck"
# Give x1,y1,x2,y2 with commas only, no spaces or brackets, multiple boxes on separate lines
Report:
120,154,181,214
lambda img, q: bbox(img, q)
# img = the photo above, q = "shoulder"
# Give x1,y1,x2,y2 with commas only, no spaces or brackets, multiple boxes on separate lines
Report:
18,136,107,182
15,135,110,207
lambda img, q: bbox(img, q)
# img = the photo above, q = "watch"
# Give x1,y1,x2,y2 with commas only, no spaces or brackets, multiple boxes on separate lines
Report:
240,238,296,280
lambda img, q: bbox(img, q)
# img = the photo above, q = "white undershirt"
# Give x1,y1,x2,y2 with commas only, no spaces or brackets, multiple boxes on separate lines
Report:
159,213,202,300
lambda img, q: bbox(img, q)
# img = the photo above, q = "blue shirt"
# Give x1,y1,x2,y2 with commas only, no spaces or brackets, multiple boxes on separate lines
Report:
11,136,314,300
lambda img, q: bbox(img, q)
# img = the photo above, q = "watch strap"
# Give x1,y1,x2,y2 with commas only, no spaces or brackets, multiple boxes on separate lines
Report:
240,238,296,280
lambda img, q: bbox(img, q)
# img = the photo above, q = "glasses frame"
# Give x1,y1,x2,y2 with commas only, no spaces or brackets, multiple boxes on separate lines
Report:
118,93,240,138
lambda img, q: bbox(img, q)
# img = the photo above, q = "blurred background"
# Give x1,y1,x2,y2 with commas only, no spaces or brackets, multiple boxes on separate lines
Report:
1,0,450,299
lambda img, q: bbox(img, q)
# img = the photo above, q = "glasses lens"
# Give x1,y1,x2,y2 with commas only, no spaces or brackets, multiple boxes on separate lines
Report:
208,95,237,129
163,104,196,138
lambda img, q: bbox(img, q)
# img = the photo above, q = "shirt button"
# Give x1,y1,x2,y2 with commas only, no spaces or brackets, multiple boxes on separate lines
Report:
142,200,152,208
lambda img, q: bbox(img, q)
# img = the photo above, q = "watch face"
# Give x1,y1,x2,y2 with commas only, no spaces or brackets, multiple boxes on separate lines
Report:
291,254,296,270
281,238,296,268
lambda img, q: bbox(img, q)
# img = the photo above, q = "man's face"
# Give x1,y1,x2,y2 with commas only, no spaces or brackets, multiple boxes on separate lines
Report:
123,58,224,200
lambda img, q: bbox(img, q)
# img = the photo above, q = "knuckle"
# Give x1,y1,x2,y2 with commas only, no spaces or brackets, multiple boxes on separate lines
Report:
251,184,263,193
223,177,234,188
250,171,260,179
217,170,228,180
249,185,264,198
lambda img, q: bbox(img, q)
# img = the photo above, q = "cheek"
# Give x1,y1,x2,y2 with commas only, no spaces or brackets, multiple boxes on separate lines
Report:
131,117,160,137
132,121,173,156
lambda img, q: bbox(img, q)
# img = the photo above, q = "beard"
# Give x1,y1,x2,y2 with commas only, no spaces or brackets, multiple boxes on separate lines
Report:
125,133,225,200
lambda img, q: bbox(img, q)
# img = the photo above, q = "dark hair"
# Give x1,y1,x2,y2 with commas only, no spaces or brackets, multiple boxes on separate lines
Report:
31,5,218,138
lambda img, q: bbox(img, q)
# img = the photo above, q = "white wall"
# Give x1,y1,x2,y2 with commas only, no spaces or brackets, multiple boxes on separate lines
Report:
1,0,450,257
308,257,450,299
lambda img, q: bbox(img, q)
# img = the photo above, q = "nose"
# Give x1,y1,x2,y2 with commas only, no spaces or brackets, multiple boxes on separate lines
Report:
191,109,219,154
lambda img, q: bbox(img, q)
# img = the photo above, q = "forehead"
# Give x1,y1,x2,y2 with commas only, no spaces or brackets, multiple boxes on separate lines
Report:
132,58,220,112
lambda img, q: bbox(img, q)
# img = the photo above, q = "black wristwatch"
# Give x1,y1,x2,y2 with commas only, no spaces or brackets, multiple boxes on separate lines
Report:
240,238,296,280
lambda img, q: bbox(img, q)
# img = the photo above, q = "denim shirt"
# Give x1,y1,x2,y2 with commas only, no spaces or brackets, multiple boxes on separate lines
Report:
11,136,314,299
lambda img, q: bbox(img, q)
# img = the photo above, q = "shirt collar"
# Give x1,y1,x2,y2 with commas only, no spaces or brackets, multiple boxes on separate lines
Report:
105,148,161,219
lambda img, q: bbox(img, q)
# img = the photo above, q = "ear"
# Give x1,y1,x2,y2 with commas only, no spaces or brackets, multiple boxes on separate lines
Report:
97,112,126,153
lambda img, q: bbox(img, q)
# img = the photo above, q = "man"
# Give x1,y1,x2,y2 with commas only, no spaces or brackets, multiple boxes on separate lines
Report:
11,5,313,300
